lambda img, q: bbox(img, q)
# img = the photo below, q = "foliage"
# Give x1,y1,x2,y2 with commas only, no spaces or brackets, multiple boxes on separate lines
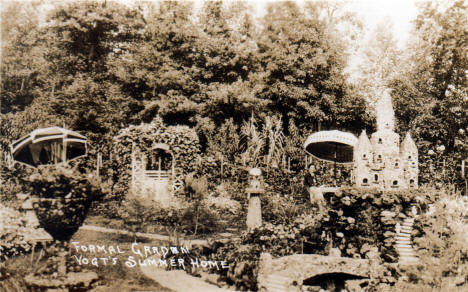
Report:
118,197,184,236
111,117,201,200
398,192,468,291
0,204,32,262
117,191,221,236
0,165,31,208
23,165,103,241
391,0,467,192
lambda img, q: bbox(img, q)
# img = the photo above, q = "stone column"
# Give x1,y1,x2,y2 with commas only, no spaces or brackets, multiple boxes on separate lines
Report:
246,192,263,230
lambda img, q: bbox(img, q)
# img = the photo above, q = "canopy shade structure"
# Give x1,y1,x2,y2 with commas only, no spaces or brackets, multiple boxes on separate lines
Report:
10,127,87,167
304,130,358,164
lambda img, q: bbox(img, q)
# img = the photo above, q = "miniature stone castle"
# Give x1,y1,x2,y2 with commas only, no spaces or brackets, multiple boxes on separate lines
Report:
353,90,418,189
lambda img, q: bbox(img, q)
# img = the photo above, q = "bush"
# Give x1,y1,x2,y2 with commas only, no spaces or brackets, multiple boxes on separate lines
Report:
261,193,312,225
397,191,468,290
117,192,222,236
0,204,32,262
0,165,31,208
23,165,104,241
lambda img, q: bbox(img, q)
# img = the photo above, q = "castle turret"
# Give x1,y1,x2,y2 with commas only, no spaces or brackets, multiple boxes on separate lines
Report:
401,132,419,188
354,130,372,186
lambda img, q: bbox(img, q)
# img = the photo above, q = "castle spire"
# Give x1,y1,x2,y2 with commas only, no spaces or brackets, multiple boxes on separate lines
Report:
401,132,417,155
375,89,395,131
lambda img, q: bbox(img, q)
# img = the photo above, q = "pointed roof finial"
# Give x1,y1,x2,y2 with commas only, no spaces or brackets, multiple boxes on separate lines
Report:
401,132,417,154
375,89,395,131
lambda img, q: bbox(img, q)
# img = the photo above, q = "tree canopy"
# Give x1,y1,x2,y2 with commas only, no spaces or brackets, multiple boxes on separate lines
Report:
1,0,465,189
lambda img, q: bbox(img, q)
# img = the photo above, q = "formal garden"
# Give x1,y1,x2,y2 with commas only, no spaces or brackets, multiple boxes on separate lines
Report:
1,1,467,291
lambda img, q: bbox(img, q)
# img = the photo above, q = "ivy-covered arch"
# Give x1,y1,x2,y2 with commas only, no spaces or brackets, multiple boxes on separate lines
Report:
112,117,201,196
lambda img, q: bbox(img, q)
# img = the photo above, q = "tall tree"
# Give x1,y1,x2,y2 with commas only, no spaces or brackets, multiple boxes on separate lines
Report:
353,18,400,110
391,0,467,186
109,1,200,125
196,0,264,125
1,0,45,113
256,1,369,133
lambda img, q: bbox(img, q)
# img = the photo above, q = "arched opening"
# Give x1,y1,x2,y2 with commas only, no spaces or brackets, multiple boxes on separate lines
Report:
374,174,378,181
393,180,398,186
363,154,367,159
302,273,368,291
146,148,172,172
378,138,382,144
409,179,415,187
363,178,368,184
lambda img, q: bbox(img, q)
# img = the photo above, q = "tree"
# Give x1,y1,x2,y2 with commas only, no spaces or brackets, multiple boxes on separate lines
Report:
391,0,467,187
1,0,45,113
352,18,401,110
256,1,369,134
108,1,200,126
196,1,265,125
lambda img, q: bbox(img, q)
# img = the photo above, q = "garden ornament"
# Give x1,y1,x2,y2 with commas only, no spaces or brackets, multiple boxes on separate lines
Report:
246,167,265,230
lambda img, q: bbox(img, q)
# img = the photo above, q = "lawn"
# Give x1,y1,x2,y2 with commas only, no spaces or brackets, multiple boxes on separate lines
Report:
1,228,173,292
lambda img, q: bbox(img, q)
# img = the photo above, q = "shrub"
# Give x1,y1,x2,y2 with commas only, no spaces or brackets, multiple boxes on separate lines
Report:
23,165,104,241
0,165,31,209
261,193,312,225
0,204,32,262
398,191,468,290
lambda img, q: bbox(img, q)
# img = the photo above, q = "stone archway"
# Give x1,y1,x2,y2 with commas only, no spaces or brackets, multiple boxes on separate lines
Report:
257,253,372,292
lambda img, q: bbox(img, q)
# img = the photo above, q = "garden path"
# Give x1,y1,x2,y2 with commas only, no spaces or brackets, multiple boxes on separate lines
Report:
140,255,234,292
79,224,238,246
79,225,208,246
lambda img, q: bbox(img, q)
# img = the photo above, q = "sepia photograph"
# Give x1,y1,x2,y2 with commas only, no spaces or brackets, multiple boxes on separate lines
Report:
0,0,466,291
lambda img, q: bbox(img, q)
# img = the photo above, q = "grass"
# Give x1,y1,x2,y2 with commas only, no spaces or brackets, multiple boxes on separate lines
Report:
1,228,173,292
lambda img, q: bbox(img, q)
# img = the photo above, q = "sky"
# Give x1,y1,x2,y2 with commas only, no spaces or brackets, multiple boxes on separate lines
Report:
30,0,420,48
346,0,419,48
243,0,419,49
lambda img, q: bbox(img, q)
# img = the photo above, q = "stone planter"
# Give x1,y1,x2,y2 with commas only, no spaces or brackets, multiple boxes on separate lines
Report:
25,196,97,291
33,197,92,241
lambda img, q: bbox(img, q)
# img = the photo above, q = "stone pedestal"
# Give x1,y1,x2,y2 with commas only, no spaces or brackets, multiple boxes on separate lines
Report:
246,188,264,230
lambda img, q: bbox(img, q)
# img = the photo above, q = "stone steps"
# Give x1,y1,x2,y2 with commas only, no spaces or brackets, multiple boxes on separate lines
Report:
395,218,419,264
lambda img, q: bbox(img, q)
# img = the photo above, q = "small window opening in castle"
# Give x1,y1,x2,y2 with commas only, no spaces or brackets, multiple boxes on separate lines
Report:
408,155,411,159
374,174,378,181
363,178,368,184
410,179,415,185
395,162,399,168
378,138,382,144
363,154,366,159
393,180,398,186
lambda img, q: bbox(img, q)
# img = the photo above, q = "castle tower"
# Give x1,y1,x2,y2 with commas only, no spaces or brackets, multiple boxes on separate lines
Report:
401,132,419,188
353,130,372,186
369,90,401,188
352,89,418,189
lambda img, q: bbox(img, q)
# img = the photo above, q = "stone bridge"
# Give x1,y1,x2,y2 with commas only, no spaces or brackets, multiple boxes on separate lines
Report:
257,253,374,292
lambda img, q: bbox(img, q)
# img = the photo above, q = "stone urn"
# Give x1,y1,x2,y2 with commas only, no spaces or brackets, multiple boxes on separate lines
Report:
24,166,101,291
33,197,93,241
